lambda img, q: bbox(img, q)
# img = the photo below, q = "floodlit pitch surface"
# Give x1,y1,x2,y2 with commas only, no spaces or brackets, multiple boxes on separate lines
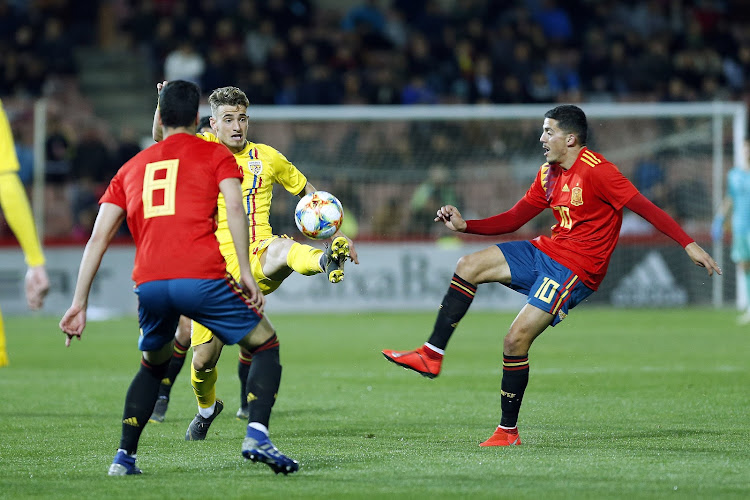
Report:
2,309,748,499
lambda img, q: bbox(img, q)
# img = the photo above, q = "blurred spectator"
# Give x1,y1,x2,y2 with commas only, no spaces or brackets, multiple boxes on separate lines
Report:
4,0,750,245
372,196,408,238
543,48,581,99
413,0,448,44
242,68,276,105
202,46,236,94
633,157,670,209
341,0,386,34
244,19,276,67
12,123,33,185
163,41,205,85
401,75,438,105
298,64,341,105
36,18,77,78
366,66,401,105
382,7,408,49
409,165,460,237
45,116,73,185
114,126,141,167
69,123,115,239
668,179,711,224
533,0,573,43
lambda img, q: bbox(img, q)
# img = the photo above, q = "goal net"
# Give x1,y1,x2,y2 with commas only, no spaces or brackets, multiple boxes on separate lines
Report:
2,101,744,315
230,102,746,308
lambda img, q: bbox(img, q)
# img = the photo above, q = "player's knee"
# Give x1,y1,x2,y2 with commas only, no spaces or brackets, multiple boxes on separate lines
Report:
455,254,481,282
503,331,530,356
142,356,170,379
191,344,219,371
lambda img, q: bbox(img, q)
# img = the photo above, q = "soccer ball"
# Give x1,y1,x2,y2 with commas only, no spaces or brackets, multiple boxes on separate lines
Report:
294,191,344,240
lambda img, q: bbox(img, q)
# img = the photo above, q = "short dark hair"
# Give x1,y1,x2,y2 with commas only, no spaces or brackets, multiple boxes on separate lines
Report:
545,104,588,145
197,115,212,132
158,80,200,128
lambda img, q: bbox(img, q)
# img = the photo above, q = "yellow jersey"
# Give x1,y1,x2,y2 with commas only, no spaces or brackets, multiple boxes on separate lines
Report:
199,132,308,255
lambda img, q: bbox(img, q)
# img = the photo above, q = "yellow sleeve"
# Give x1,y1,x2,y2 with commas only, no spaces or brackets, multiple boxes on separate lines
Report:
0,100,21,174
263,146,307,195
0,171,45,267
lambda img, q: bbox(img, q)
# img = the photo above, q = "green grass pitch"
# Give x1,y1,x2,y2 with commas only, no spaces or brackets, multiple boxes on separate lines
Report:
1,308,749,499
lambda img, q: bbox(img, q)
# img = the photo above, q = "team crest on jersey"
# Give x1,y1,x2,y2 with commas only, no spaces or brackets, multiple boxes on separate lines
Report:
571,186,583,206
247,159,263,176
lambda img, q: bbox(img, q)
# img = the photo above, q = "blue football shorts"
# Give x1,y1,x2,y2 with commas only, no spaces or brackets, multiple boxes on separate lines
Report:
133,275,262,352
497,241,595,326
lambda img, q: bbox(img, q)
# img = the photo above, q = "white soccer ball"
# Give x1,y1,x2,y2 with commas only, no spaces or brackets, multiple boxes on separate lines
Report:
294,191,344,240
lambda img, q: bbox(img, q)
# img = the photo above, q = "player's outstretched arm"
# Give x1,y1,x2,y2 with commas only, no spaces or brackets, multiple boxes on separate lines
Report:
684,242,722,276
60,203,125,346
625,193,721,277
435,205,467,232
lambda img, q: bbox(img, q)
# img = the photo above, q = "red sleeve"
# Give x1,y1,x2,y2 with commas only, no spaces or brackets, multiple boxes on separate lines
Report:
464,199,544,235
625,193,694,247
99,169,126,210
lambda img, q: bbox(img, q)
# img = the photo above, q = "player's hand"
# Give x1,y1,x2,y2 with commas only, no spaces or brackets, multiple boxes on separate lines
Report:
156,80,168,94
240,273,266,313
684,242,722,276
25,265,49,310
711,214,725,242
59,303,86,347
435,205,467,232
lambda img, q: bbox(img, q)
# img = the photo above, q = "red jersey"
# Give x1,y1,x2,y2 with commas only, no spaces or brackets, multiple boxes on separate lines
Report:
524,148,638,290
100,133,243,285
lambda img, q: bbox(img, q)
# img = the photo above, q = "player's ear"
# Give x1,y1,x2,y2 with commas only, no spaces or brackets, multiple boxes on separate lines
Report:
567,134,576,146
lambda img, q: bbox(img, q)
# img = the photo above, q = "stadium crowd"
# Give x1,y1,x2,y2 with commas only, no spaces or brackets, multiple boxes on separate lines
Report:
0,0,748,240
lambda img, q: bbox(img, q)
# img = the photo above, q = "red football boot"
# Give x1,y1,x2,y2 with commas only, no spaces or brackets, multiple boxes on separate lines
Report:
382,345,442,379
479,426,522,447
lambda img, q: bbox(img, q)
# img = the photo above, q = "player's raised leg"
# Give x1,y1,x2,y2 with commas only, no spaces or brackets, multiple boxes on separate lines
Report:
260,235,350,284
383,246,507,377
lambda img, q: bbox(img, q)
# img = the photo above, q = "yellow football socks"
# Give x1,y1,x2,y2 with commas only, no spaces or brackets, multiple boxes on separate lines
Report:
190,363,217,408
286,242,324,275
